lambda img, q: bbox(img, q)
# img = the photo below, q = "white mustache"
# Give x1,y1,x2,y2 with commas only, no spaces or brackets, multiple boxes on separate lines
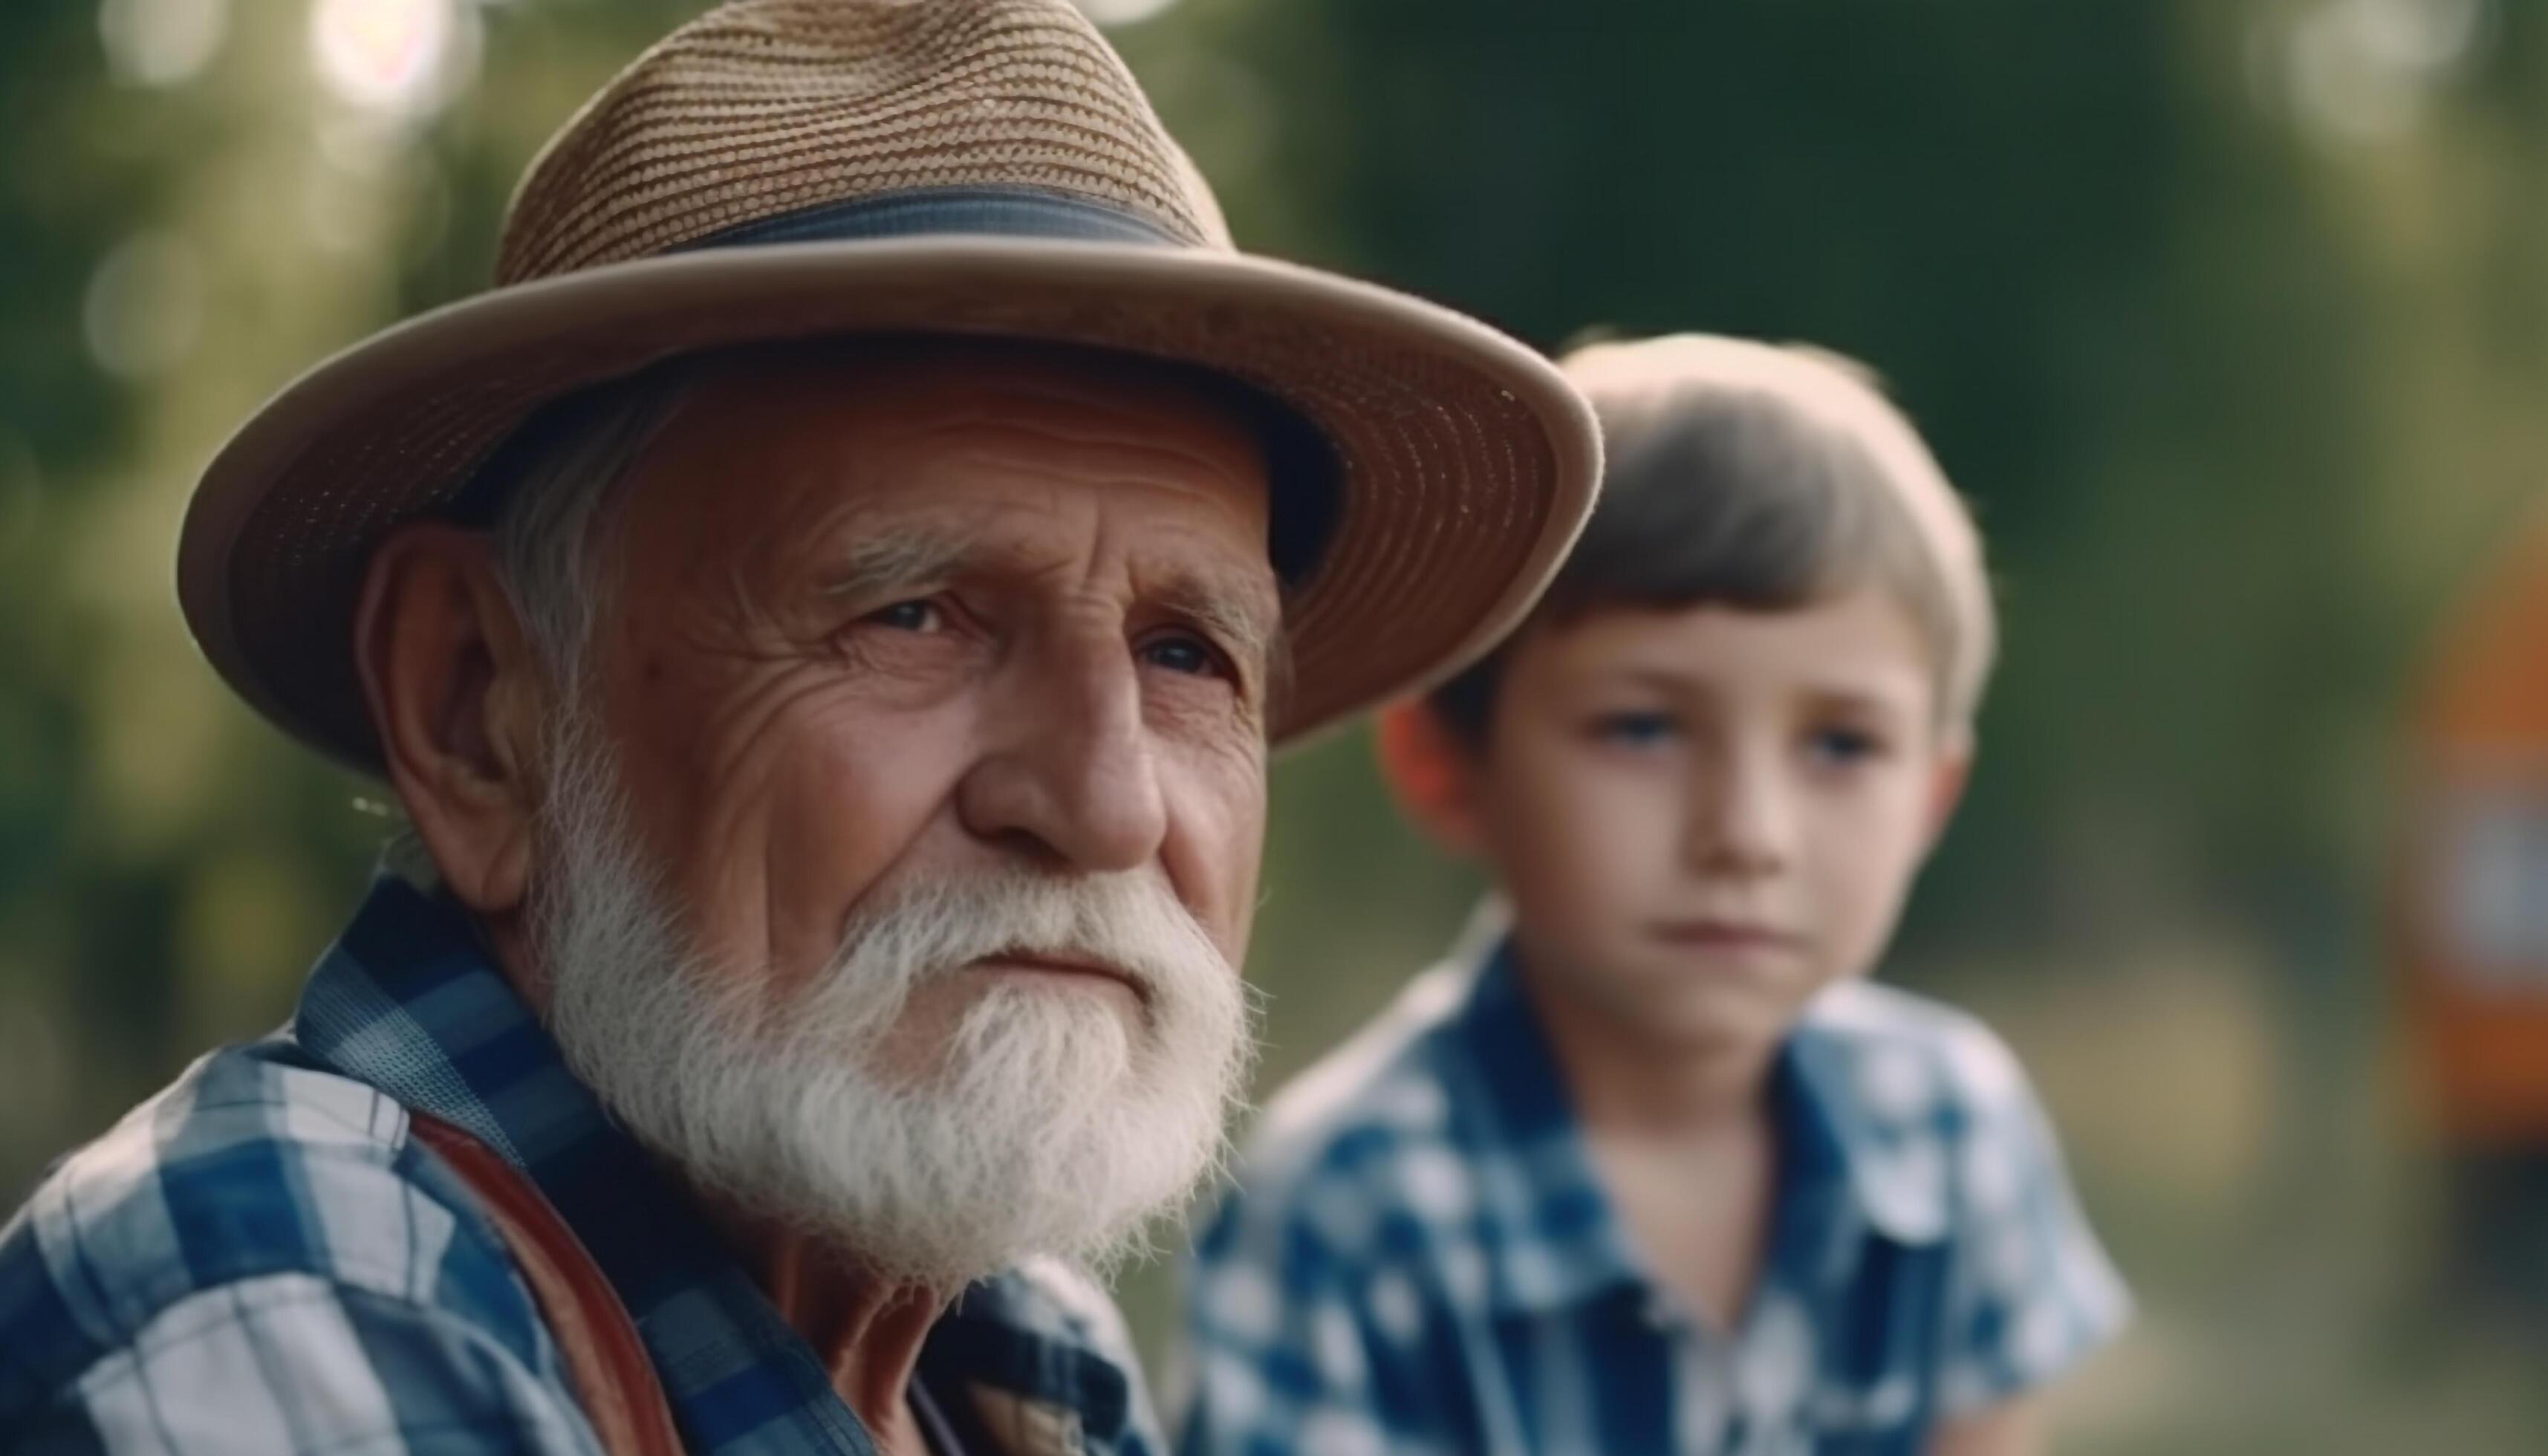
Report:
790,865,1230,1053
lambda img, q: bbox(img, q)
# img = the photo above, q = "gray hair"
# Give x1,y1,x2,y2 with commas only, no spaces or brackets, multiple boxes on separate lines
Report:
382,364,694,882
484,362,702,692
1429,334,1997,744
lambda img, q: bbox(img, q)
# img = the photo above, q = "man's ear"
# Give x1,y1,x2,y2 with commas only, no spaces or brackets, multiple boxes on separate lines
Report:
1374,700,1488,857
353,523,550,917
1922,733,1975,853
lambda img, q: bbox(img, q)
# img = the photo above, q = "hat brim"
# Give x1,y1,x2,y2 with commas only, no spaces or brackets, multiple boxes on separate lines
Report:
178,237,1600,770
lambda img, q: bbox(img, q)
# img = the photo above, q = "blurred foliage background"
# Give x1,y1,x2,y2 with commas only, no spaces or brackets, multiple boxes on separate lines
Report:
6,0,2548,1449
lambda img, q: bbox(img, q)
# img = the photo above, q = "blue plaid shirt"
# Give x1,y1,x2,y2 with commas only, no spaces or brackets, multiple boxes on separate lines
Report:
1180,918,2128,1455
0,874,1161,1455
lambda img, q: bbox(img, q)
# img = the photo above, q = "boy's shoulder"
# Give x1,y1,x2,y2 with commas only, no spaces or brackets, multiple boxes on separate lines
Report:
1792,981,2133,1401
1787,979,2062,1246
1791,978,2040,1125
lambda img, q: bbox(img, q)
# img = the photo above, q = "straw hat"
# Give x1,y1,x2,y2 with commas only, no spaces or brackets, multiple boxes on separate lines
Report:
177,0,1600,767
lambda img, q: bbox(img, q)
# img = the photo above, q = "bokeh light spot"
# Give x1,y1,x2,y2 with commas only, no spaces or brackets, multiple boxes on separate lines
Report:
2275,0,2489,144
82,233,207,380
2344,0,2486,71
97,0,230,88
310,0,470,117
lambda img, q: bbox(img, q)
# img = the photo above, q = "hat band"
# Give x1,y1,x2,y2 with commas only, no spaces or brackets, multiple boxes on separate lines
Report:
678,185,1188,254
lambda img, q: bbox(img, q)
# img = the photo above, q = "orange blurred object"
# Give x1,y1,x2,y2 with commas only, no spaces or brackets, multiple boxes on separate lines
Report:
2400,505,2548,1146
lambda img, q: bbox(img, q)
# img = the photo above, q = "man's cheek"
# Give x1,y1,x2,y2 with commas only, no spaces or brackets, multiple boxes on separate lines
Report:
1159,756,1263,958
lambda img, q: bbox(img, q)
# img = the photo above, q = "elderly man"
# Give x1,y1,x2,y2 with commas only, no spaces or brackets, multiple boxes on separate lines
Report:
0,3,1596,1455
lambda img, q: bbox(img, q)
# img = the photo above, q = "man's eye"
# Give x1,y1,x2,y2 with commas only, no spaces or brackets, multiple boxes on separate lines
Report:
1589,710,1677,747
1139,634,1226,679
865,599,943,633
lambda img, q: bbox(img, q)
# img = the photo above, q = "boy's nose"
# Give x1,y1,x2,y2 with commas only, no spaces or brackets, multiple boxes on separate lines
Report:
1683,749,1795,877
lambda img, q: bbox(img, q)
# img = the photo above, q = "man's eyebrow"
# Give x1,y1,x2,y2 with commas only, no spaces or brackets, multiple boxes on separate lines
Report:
817,526,977,601
817,523,1281,670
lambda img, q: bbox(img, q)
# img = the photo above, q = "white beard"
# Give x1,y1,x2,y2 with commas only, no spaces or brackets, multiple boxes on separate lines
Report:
527,707,1255,1289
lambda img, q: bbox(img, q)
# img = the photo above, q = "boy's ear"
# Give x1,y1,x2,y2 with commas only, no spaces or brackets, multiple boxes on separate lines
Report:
1922,736,1975,852
1375,700,1487,857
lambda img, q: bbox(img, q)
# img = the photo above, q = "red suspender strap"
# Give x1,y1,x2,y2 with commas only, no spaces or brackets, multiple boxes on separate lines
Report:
409,1112,688,1456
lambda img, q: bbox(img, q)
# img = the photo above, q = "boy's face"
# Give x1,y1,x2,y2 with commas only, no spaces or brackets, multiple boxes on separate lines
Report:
1433,588,1966,1054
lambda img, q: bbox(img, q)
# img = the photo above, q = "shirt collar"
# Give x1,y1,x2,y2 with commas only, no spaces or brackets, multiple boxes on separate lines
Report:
290,873,1135,1455
1441,917,1947,1321
1786,996,1953,1247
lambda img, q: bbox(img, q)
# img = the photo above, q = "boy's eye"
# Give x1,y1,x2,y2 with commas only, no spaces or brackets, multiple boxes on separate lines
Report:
1804,725,1886,766
1589,709,1679,747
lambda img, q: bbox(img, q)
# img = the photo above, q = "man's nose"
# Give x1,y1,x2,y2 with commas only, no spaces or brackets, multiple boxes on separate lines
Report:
956,629,1168,874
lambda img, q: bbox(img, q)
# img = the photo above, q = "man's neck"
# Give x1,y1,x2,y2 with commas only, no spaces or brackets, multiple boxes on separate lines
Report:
724,1212,952,1456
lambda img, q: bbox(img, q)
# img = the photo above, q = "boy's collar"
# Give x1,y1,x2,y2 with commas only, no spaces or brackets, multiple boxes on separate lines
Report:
1448,921,1949,1319
1787,989,1953,1246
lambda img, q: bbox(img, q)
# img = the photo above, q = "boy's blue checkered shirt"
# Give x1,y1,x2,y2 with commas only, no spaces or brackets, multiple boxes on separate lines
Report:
0,874,1161,1455
1179,917,2130,1455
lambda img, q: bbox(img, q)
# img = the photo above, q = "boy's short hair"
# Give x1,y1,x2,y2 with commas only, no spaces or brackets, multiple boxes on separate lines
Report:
1428,333,1995,744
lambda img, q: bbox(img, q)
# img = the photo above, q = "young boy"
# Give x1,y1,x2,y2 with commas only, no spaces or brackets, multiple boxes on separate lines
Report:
1179,335,2128,1455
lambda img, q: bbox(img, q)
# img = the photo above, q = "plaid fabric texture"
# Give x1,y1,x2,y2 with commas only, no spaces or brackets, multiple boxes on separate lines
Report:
0,874,1160,1455
1179,920,2130,1456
